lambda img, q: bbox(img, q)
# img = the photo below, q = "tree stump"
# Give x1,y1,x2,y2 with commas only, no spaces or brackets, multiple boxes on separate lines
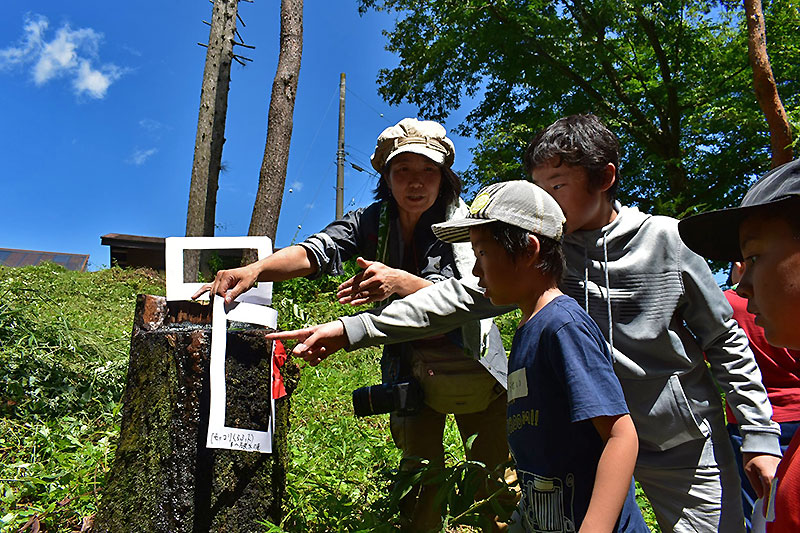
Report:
94,295,298,532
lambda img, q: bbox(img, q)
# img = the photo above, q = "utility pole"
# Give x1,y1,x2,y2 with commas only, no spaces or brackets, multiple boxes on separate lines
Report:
335,72,345,219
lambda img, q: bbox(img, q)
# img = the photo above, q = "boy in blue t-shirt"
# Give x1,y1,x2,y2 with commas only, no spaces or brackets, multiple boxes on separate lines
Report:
432,181,648,532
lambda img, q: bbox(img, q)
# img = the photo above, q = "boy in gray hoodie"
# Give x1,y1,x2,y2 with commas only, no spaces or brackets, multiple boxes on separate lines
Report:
271,115,781,532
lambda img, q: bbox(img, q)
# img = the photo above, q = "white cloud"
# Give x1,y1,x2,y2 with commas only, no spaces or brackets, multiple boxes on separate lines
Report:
290,181,304,192
34,26,83,83
122,44,142,57
139,118,164,131
0,15,47,66
73,59,122,98
126,148,158,166
0,14,123,99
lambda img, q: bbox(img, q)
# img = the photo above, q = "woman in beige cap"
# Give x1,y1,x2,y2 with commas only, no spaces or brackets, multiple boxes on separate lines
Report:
195,118,509,531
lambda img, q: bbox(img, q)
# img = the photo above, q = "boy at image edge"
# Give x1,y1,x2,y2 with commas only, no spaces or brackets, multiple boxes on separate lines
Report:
432,180,649,532
680,158,800,531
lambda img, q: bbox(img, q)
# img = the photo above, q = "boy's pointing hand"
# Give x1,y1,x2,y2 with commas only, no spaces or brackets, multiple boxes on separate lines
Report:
266,321,349,366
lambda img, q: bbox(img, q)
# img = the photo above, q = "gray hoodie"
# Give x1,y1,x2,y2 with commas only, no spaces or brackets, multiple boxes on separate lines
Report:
341,205,781,455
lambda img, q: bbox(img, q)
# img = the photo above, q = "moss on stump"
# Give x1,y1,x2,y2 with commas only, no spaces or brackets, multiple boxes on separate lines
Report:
94,295,298,532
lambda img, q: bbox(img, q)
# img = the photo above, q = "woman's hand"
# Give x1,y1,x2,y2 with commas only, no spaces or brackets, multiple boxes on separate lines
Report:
337,257,432,306
191,264,260,304
337,257,404,305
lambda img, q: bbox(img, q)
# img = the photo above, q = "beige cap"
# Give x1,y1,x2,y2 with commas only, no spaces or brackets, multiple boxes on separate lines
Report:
370,118,455,172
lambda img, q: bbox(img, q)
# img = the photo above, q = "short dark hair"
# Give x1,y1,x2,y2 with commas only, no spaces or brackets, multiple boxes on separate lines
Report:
523,114,621,202
488,221,565,283
373,159,462,206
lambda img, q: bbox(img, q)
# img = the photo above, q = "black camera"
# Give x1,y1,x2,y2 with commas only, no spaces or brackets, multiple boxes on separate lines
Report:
352,379,424,417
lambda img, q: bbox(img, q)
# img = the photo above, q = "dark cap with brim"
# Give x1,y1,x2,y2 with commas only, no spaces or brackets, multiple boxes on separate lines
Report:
678,159,800,261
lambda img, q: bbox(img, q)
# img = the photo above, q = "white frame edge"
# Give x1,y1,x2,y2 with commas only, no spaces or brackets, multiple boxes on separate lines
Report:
164,236,273,305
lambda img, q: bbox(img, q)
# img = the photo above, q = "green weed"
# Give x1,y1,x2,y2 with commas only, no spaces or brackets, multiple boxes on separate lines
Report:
635,483,660,532
0,264,164,531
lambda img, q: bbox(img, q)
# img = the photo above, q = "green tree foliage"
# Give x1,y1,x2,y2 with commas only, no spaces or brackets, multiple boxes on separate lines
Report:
361,0,800,217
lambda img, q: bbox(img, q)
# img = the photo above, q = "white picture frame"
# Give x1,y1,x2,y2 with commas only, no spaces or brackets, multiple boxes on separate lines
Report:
164,236,273,305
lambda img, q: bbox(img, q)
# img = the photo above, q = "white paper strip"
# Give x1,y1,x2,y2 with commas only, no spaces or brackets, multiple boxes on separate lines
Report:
207,297,278,453
751,498,767,533
164,236,273,305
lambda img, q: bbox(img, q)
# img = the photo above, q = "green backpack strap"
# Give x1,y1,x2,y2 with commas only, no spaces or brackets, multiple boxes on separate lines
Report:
374,201,413,378
374,201,399,309
376,200,390,264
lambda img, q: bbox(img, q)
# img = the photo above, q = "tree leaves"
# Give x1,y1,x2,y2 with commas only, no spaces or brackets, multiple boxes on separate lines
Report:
362,0,800,217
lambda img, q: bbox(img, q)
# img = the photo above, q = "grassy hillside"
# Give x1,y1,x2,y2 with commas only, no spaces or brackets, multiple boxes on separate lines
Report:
0,264,658,532
0,265,165,531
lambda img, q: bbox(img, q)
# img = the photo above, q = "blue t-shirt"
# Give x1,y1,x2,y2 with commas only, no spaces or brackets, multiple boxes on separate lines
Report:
507,295,648,532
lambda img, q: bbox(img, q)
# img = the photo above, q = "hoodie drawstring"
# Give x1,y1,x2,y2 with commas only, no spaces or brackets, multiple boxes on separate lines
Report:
602,232,614,356
583,247,589,311
582,233,615,359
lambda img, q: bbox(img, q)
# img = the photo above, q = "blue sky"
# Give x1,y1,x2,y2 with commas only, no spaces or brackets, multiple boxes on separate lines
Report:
0,1,479,270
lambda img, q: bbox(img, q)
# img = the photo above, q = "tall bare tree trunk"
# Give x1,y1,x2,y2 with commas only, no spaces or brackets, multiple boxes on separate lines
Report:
745,0,793,168
185,0,238,282
247,0,303,259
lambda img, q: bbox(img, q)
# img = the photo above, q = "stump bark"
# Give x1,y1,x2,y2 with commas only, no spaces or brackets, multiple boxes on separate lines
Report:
94,295,298,532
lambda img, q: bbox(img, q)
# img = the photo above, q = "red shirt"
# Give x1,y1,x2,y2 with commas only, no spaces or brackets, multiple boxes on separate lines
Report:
767,430,800,532
725,290,800,423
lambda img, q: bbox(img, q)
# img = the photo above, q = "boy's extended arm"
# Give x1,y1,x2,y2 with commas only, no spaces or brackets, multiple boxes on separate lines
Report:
679,244,780,449
339,277,514,349
581,414,639,533
679,244,781,492
267,278,512,364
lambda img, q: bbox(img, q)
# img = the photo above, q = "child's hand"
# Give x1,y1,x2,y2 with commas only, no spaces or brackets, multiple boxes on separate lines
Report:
742,452,781,500
266,321,348,366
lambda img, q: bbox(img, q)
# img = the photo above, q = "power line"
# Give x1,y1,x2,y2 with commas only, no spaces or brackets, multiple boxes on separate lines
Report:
345,87,392,123
344,155,379,209
345,142,375,160
290,89,338,186
284,88,338,245
346,153,379,177
291,159,336,244
351,172,374,208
